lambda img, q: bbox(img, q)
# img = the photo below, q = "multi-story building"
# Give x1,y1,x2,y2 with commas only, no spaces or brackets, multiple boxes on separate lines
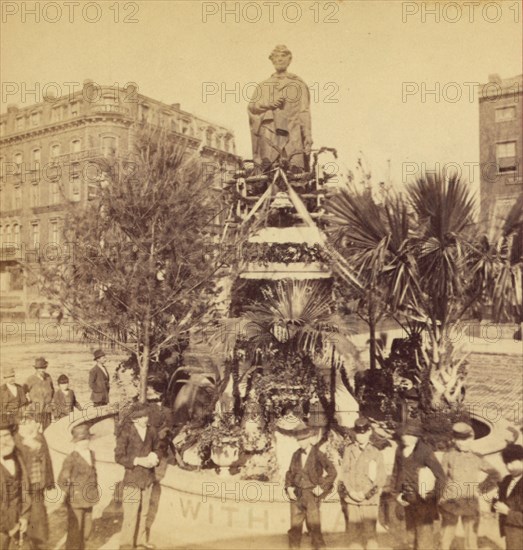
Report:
0,80,238,319
478,73,522,235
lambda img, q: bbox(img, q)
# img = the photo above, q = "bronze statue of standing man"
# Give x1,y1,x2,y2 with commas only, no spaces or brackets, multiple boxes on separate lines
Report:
248,45,312,172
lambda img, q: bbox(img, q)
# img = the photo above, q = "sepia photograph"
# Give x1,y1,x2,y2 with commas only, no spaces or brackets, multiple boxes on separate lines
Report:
0,1,522,549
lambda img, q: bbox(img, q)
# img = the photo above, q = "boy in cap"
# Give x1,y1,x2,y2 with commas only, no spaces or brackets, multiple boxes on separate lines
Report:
115,403,159,549
58,424,100,550
89,349,110,406
24,358,54,430
439,421,500,550
285,424,336,550
0,417,31,549
0,367,27,426
338,416,386,549
52,374,82,420
391,420,446,550
494,443,523,550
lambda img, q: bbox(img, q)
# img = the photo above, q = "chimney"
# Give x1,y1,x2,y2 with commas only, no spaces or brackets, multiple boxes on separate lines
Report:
488,73,501,84
171,103,181,110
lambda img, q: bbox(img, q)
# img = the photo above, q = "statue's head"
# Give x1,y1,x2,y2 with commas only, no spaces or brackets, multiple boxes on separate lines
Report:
269,45,292,71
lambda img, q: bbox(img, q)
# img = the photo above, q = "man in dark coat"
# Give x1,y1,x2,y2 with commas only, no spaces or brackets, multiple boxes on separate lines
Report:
58,424,100,550
14,408,55,549
391,421,446,550
115,404,159,549
285,424,336,550
0,367,27,427
0,418,31,549
24,357,54,430
89,349,110,406
494,444,523,550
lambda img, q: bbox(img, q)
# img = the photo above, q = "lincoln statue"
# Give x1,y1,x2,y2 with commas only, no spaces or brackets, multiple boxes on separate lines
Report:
248,45,312,172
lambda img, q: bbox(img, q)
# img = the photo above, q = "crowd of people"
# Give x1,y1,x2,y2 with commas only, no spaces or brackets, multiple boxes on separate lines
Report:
1,352,522,550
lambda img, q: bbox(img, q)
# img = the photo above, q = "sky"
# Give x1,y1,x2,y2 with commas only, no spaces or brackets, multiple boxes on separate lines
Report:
1,0,521,194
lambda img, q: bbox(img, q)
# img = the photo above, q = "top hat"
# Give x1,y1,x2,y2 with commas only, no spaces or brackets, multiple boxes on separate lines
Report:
57,374,69,384
1,367,15,381
501,443,523,463
34,357,48,369
398,420,424,438
71,424,92,442
452,422,475,440
354,416,372,434
93,349,106,361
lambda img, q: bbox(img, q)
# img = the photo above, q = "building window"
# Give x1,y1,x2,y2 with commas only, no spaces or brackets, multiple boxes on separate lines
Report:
102,136,117,157
171,118,178,132
51,107,62,122
14,153,22,174
16,117,25,131
0,157,4,183
495,107,516,122
5,225,11,245
31,182,40,207
31,112,40,126
14,185,22,209
139,104,150,122
0,121,6,136
49,220,59,244
32,148,41,166
50,143,61,158
71,167,81,201
13,224,20,246
496,141,517,173
71,139,81,153
51,181,60,205
206,128,213,147
31,222,39,247
70,102,79,116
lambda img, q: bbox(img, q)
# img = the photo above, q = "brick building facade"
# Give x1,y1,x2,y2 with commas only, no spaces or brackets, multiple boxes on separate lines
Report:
0,80,238,319
479,73,522,235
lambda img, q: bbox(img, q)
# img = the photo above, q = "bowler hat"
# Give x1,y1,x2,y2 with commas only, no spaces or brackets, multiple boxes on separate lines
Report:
354,416,372,434
93,349,105,361
129,404,149,420
501,444,523,463
452,422,475,440
71,424,92,442
1,367,15,381
398,420,424,438
57,374,69,384
34,357,48,369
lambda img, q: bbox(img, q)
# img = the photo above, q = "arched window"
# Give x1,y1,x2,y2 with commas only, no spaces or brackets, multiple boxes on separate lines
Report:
206,128,213,147
50,143,61,158
102,136,117,157
71,139,81,153
13,224,20,246
32,148,41,164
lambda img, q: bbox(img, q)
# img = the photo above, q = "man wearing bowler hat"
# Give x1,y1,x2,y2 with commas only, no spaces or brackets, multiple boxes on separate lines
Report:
339,416,386,549
115,403,159,549
0,417,31,549
24,357,54,430
89,349,110,406
0,367,27,427
285,422,336,550
439,421,500,550
58,424,100,550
